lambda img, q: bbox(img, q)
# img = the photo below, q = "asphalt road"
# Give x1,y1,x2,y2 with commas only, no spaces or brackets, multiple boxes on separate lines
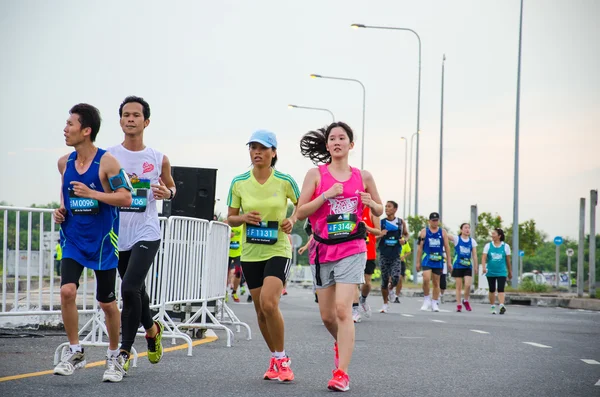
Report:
1,286,599,396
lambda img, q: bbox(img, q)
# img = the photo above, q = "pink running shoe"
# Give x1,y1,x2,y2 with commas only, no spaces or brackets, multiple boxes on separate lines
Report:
457,304,462,312
463,300,472,312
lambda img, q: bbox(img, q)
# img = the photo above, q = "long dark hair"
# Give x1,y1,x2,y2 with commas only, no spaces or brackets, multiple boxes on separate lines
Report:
299,122,354,165
494,228,506,242
458,222,469,237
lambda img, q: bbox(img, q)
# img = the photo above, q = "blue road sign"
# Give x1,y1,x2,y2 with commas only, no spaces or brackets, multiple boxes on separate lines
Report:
554,236,563,246
519,250,525,257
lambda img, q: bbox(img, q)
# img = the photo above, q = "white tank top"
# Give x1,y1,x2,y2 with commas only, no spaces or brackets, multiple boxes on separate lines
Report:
107,144,163,251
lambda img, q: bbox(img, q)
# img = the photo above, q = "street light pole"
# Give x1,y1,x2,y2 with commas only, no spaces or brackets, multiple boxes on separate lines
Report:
401,137,408,219
351,24,421,207
408,132,418,216
512,0,524,289
288,104,335,123
310,74,366,169
439,54,446,221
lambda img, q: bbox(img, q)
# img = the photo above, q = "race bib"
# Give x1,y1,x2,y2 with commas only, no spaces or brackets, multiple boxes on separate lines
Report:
459,258,471,266
246,221,278,245
230,241,240,250
120,189,147,213
385,237,398,246
326,213,357,239
428,253,443,262
69,190,99,215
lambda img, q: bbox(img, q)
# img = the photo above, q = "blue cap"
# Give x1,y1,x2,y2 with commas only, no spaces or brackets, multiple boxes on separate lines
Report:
247,130,277,148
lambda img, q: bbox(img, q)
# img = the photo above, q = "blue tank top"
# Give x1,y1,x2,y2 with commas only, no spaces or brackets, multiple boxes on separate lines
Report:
453,236,473,269
423,228,444,269
60,149,119,271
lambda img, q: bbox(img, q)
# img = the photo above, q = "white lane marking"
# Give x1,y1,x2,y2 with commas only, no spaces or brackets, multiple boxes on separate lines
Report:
401,314,414,317
470,330,490,334
398,336,425,339
431,319,446,323
439,309,451,313
522,342,552,348
581,359,600,365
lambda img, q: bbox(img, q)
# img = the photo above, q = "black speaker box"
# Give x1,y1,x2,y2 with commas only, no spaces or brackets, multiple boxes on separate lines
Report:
170,166,217,220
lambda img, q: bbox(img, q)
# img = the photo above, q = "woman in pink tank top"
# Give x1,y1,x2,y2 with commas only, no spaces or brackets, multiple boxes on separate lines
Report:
296,122,383,392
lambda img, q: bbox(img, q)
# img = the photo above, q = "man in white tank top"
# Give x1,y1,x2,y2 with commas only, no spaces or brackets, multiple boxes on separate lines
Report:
105,96,176,382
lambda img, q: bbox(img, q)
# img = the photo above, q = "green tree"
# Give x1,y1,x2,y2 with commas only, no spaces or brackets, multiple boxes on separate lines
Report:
475,212,503,241
505,219,547,256
406,215,428,240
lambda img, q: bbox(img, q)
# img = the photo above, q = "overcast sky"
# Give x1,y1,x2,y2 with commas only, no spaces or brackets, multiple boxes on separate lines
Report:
1,0,598,241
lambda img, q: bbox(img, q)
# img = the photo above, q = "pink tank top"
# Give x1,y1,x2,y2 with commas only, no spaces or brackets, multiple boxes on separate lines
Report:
308,164,366,264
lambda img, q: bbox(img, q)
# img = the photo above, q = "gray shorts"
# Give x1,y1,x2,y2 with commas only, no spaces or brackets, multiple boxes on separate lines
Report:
311,252,366,289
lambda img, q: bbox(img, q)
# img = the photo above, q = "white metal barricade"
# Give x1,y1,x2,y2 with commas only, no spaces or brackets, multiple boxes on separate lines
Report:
163,217,250,347
177,220,251,343
287,265,313,286
475,266,489,295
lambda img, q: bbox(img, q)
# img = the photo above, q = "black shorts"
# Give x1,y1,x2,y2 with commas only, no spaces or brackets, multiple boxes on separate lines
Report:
400,261,406,276
241,256,291,290
452,268,473,278
364,260,376,275
229,256,241,271
487,276,507,293
422,267,443,276
60,258,117,303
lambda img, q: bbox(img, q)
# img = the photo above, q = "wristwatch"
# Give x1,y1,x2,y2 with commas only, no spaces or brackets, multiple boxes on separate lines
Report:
168,188,174,200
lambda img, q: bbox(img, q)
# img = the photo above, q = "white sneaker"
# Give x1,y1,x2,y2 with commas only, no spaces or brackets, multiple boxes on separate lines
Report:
432,301,440,312
420,299,432,311
389,290,396,302
379,304,389,313
360,300,372,318
54,349,86,376
102,355,126,383
352,307,362,323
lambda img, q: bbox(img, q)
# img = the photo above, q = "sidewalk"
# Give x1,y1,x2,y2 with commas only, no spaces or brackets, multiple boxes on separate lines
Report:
369,287,600,311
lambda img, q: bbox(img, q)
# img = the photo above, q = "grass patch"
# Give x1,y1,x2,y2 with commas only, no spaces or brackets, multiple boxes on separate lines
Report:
518,277,550,293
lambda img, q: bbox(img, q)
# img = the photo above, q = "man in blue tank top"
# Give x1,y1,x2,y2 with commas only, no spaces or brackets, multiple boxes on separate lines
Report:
52,104,132,382
416,212,452,312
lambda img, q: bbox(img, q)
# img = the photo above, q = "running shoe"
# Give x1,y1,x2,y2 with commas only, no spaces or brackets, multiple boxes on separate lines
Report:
491,305,497,315
247,295,253,303
54,348,86,376
499,305,506,315
282,288,288,296
393,296,400,304
379,303,389,313
352,307,362,323
314,293,319,303
420,299,432,311
118,350,131,373
389,289,397,302
456,304,462,312
102,355,126,383
328,368,350,392
146,321,164,364
432,301,440,312
232,293,240,303
360,300,372,318
463,300,472,312
276,357,294,382
264,357,279,380
240,286,246,295
333,342,339,368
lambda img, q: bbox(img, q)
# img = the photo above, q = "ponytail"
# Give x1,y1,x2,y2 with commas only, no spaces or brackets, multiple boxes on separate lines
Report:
300,127,329,165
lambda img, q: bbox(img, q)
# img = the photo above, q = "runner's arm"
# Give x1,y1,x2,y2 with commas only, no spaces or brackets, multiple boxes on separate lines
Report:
94,153,132,207
159,154,176,199
296,168,322,221
442,230,452,271
472,246,479,273
416,229,425,269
